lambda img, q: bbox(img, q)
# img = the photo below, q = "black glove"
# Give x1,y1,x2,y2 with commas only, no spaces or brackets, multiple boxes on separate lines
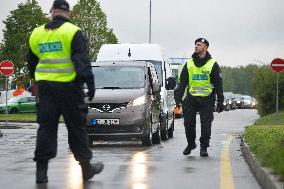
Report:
86,78,95,101
217,102,224,113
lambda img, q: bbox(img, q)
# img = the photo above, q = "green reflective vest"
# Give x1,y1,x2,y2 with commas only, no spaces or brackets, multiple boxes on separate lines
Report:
186,58,216,97
29,22,80,82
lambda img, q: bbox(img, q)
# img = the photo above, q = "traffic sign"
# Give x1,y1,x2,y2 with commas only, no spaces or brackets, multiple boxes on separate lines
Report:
271,58,284,73
0,60,14,76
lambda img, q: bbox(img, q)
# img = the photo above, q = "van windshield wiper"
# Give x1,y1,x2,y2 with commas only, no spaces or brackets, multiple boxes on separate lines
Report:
101,87,122,89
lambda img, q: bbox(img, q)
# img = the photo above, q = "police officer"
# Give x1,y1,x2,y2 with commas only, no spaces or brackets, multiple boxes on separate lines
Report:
174,38,224,157
27,0,103,183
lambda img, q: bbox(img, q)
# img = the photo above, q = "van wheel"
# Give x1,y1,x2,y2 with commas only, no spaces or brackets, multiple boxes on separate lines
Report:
161,115,168,140
168,118,174,138
152,123,161,144
142,120,153,146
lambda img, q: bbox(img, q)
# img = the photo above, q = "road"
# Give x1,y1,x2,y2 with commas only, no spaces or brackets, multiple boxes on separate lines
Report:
0,109,260,189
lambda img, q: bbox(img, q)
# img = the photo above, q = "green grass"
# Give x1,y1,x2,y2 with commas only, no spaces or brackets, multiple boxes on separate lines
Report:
0,114,64,122
254,111,284,125
0,114,37,122
244,112,284,178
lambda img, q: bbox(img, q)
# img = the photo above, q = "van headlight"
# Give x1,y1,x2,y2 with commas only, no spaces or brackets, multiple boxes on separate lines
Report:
128,96,146,107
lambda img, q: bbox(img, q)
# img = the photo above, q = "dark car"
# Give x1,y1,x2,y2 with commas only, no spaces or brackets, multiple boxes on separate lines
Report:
0,96,36,114
86,61,169,146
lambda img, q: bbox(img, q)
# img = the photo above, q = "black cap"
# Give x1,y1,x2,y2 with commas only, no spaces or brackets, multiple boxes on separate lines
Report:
195,38,209,47
51,0,70,12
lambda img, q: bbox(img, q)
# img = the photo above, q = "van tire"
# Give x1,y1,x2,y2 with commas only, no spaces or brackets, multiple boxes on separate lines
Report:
142,121,153,146
161,114,168,140
152,123,161,144
168,115,174,138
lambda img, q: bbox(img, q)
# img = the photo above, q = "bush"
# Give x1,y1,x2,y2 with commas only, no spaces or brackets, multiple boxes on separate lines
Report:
252,66,284,116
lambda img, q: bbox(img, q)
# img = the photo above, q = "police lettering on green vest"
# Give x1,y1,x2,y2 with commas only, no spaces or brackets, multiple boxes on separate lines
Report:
186,58,216,97
29,22,80,82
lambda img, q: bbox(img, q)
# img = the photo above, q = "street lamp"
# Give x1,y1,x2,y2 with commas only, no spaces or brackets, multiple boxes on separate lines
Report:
149,0,152,43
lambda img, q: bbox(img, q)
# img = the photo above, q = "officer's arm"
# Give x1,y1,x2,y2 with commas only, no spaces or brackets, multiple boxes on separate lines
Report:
174,65,188,105
27,48,39,79
211,63,224,104
71,30,94,86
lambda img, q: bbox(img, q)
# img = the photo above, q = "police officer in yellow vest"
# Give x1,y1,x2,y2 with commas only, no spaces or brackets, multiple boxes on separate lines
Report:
27,0,103,183
174,38,224,157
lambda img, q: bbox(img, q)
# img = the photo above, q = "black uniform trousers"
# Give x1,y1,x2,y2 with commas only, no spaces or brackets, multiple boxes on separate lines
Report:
182,96,214,148
34,81,92,162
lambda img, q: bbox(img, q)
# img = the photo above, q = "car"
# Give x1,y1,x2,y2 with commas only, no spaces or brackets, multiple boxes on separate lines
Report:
96,43,176,140
0,96,36,114
241,95,254,109
86,61,166,146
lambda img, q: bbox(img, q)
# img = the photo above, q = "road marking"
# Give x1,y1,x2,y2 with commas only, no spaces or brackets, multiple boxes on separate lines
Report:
220,134,234,189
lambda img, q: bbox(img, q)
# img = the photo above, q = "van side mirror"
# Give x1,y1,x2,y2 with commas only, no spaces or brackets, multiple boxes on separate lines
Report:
166,77,176,90
152,83,161,93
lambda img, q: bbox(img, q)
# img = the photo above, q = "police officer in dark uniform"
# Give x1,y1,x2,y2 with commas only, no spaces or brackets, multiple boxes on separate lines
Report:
27,0,103,183
174,38,224,157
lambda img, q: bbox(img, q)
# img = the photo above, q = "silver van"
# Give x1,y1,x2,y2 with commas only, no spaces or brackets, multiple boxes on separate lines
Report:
96,44,177,140
86,61,163,146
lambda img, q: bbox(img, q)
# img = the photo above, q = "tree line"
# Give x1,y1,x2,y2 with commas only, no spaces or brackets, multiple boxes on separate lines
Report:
0,0,117,88
221,64,284,116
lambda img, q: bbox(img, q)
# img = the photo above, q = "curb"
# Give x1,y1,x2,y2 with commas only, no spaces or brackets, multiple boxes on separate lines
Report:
241,137,284,189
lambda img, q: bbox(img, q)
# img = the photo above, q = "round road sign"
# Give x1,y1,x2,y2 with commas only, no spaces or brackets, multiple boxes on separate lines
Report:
0,60,14,76
271,58,284,73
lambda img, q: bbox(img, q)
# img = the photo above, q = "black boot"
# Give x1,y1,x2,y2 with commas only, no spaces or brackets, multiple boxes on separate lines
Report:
200,147,208,157
183,143,197,155
36,161,48,184
80,161,104,180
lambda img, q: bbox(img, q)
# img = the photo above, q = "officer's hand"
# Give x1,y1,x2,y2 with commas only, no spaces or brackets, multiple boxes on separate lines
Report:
217,102,224,113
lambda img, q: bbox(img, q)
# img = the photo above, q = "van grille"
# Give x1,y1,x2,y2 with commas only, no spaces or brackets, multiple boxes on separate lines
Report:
89,102,128,113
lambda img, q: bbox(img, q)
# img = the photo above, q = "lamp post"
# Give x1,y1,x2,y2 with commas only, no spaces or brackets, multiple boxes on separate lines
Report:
149,0,152,43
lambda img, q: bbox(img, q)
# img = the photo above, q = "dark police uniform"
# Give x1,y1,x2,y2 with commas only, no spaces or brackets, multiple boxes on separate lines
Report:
175,50,224,156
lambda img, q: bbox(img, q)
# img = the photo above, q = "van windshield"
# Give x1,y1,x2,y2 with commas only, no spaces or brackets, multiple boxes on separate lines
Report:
92,66,145,89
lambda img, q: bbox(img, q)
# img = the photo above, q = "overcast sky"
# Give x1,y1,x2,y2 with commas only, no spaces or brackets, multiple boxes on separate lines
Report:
0,0,284,67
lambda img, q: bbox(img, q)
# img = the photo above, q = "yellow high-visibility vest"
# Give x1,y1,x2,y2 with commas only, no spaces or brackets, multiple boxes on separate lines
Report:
186,58,216,97
29,22,80,82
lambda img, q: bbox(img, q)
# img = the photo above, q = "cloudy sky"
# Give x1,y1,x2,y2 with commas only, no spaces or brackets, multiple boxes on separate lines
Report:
0,0,284,67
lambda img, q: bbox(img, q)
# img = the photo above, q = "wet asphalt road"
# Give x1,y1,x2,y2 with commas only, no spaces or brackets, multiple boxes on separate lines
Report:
0,109,261,189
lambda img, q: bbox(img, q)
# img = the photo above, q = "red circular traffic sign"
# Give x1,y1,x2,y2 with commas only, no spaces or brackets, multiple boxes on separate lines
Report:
271,58,284,73
0,60,14,76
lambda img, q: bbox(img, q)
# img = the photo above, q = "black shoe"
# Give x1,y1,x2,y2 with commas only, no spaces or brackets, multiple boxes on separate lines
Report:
80,161,104,180
36,161,48,184
183,144,197,155
200,147,208,157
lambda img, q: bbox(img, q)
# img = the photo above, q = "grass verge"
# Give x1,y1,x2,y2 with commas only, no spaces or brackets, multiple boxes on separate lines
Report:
244,111,284,178
0,114,64,122
0,114,37,122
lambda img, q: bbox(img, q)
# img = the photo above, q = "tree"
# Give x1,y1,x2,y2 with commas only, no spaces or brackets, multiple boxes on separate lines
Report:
1,0,48,87
71,0,118,60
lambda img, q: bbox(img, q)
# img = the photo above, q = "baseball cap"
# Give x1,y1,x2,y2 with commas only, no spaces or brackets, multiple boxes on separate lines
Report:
195,38,209,47
50,0,70,12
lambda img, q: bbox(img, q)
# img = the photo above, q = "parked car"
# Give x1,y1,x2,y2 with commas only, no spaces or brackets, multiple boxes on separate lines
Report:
0,96,36,114
86,61,169,146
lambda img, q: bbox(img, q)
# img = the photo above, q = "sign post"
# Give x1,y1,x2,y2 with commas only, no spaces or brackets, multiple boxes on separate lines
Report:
0,60,15,136
271,58,284,124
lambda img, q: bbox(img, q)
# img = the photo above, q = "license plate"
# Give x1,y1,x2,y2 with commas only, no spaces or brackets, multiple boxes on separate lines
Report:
92,118,120,126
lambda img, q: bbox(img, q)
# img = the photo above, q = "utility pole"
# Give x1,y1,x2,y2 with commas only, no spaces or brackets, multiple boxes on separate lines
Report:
149,0,152,43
